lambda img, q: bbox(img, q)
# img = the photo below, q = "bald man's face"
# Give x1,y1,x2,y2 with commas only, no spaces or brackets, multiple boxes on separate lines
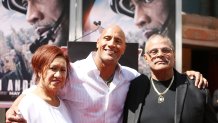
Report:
96,25,126,64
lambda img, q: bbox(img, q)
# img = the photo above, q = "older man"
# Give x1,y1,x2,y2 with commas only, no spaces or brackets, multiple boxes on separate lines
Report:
123,34,217,123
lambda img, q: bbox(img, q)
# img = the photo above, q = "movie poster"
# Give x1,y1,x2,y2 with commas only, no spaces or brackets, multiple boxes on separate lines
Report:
80,0,178,74
0,0,69,107
0,1,34,106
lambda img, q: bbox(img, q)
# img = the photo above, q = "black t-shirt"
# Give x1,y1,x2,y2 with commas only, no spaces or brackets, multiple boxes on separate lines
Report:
140,78,177,123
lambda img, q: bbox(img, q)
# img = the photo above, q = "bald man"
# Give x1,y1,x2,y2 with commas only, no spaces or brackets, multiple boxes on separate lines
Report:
123,34,217,123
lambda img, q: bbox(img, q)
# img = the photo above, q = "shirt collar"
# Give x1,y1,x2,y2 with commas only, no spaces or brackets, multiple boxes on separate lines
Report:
88,52,123,80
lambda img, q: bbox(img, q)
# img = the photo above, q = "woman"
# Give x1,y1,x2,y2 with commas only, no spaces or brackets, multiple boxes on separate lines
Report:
18,45,72,123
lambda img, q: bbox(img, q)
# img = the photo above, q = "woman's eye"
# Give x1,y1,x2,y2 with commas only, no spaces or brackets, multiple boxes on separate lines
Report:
49,67,58,71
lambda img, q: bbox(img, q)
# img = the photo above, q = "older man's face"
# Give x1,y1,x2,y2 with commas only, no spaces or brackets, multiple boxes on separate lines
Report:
144,35,175,71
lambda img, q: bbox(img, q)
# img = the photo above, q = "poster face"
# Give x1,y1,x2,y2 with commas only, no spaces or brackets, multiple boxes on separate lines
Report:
81,0,177,74
0,0,69,107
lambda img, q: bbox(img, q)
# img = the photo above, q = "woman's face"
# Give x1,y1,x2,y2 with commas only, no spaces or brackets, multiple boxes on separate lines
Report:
38,56,67,92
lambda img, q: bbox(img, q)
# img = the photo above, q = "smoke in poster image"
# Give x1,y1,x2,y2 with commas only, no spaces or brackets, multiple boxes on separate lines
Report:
82,0,175,74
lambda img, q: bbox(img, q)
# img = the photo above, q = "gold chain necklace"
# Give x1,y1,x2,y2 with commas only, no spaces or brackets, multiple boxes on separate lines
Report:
151,76,174,103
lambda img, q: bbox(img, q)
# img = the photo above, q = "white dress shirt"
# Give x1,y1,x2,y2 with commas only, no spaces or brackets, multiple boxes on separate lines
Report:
59,52,140,123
